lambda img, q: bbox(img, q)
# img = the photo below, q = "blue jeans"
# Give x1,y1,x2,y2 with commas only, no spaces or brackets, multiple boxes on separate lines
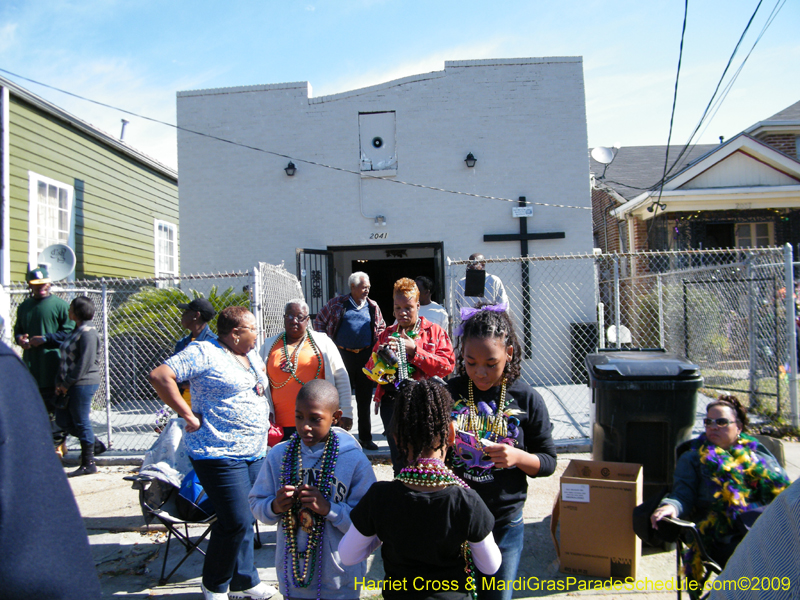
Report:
477,510,524,600
55,384,98,446
190,456,264,593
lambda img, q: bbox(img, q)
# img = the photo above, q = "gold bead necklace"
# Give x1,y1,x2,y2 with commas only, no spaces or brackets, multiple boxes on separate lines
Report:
466,378,508,441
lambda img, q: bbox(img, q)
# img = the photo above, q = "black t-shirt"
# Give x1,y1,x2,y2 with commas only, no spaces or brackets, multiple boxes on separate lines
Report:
350,480,494,600
448,376,557,526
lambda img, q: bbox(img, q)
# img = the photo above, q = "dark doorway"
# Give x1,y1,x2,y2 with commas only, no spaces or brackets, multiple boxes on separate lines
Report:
703,223,735,249
352,257,435,322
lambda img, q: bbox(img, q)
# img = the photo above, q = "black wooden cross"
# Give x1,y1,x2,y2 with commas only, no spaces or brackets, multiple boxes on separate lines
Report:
483,197,565,357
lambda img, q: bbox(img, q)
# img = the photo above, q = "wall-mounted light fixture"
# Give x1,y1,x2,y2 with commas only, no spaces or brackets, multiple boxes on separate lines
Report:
464,153,477,168
284,161,297,176
374,215,387,227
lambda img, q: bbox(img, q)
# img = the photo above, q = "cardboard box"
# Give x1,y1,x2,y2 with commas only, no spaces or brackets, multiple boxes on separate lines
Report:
550,460,642,580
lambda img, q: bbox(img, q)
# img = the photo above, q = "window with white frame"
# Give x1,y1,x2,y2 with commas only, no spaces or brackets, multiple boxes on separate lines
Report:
154,220,178,277
735,222,773,248
28,172,74,267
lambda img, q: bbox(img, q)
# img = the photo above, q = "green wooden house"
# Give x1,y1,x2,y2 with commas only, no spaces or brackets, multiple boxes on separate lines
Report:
0,75,178,294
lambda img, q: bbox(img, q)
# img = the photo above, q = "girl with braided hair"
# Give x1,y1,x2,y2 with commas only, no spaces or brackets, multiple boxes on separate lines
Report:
340,379,500,600
449,304,557,600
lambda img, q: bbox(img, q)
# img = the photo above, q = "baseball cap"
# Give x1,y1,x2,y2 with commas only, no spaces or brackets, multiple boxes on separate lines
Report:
177,298,216,321
26,266,51,284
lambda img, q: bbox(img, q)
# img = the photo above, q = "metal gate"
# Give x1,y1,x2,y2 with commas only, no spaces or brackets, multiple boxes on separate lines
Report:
296,249,334,318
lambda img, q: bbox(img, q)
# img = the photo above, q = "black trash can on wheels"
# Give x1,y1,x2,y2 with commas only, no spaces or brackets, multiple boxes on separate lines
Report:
585,349,703,500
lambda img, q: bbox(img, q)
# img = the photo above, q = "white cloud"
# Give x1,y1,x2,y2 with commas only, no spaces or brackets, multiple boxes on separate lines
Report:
11,54,238,171
585,37,800,149
9,58,182,169
0,23,18,52
313,39,509,98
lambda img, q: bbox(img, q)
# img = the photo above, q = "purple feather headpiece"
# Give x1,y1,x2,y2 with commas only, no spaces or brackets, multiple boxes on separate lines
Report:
453,302,508,337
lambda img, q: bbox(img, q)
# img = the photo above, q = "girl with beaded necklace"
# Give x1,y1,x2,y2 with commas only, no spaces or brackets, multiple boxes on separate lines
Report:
340,379,501,600
249,380,376,600
448,305,557,600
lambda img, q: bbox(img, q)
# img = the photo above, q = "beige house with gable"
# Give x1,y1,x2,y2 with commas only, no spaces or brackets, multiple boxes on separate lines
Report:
591,100,800,254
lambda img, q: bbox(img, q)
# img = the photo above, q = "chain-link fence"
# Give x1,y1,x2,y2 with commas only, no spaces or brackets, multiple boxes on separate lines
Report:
448,248,799,442
3,263,303,453
254,262,304,341
447,254,597,443
8,251,797,451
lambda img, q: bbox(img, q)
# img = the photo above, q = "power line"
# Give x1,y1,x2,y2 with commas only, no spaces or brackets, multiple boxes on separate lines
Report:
624,0,781,225
0,67,592,212
647,0,689,238
662,0,765,180
694,0,787,143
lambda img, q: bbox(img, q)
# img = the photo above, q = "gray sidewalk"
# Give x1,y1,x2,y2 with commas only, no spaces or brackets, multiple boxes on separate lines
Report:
70,440,800,599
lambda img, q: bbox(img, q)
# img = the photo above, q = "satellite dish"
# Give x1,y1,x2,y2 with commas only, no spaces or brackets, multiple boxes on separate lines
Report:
38,244,76,281
591,146,615,165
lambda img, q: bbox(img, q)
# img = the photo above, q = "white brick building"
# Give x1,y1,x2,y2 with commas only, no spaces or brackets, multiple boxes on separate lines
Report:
176,57,593,322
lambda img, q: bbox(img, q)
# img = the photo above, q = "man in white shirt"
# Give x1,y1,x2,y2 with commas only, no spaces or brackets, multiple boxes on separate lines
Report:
414,276,449,332
454,253,508,314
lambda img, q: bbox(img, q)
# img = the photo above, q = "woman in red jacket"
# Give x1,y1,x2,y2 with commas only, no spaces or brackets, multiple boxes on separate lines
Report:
365,277,455,472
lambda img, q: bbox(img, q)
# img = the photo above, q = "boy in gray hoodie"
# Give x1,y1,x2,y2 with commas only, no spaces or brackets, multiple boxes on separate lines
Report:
250,380,377,599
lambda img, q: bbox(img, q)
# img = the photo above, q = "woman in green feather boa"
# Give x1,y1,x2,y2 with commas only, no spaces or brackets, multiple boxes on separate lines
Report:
650,395,790,584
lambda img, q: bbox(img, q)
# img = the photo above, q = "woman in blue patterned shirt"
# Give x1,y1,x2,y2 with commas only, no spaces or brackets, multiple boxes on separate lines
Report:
149,306,276,600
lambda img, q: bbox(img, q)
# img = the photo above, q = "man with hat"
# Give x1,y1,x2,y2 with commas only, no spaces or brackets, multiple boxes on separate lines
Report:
173,298,217,406
13,266,75,453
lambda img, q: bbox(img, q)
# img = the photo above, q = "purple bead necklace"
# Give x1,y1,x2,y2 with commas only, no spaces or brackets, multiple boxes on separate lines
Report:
279,431,339,600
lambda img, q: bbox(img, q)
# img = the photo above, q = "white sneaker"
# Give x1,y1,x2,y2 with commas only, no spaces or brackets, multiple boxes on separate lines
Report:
229,582,279,599
201,582,230,600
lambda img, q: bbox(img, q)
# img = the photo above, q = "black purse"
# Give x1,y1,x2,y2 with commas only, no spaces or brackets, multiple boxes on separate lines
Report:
632,486,681,546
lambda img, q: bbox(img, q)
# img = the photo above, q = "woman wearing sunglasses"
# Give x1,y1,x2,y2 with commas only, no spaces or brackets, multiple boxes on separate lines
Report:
650,394,790,584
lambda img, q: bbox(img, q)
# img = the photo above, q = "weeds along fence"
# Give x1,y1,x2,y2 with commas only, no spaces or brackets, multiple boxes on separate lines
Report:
2,264,303,453
447,247,799,441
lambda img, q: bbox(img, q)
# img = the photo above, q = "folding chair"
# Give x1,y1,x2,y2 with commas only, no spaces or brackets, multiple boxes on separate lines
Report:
658,517,722,600
125,417,263,585
125,473,216,585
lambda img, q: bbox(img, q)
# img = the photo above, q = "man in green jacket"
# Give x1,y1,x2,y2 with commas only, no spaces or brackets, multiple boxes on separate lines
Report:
14,266,74,452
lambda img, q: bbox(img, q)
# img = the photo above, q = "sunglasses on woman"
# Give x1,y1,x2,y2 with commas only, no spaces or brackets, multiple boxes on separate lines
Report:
703,417,735,428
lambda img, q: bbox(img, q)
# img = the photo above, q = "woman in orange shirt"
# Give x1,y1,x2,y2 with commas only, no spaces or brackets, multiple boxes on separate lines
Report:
260,299,354,440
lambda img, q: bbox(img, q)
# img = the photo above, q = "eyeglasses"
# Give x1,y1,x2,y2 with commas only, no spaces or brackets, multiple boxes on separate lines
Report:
284,314,310,323
703,418,734,428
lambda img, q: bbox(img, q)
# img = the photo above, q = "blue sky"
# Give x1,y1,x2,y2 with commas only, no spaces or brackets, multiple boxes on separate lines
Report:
1,0,797,170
